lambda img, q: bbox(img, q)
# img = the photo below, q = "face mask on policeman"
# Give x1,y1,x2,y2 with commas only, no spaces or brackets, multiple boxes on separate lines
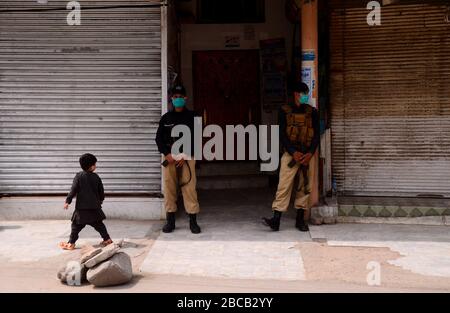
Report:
300,93,309,105
172,94,187,110
294,92,309,106
171,84,187,111
293,82,310,107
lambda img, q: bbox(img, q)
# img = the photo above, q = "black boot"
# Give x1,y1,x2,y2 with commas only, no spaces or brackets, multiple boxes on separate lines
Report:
189,214,201,234
296,209,309,232
262,210,282,231
162,212,176,233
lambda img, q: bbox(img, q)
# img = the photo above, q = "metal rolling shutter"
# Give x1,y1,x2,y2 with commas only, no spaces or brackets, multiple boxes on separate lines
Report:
0,0,163,195
329,1,450,197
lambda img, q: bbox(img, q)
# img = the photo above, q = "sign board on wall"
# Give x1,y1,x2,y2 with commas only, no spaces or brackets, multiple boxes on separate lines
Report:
301,49,317,108
224,35,240,48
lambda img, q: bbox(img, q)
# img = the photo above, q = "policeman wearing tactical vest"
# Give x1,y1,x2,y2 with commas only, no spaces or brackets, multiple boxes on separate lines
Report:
263,82,319,232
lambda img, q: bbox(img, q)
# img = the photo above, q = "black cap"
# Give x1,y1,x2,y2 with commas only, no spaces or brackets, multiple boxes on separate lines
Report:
170,84,186,96
79,153,97,171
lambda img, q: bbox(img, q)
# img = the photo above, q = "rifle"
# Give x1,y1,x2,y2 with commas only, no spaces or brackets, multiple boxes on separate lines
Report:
287,148,310,195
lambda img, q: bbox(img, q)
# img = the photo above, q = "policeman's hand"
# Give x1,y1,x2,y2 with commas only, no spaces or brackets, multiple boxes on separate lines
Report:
300,153,313,165
63,202,69,210
293,152,303,162
165,154,176,164
176,158,185,168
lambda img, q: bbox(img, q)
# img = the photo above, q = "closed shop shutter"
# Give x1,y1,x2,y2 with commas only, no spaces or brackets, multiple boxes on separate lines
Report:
329,1,450,197
0,0,163,195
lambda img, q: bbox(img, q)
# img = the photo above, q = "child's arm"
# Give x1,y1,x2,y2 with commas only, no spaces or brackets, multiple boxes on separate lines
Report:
64,173,80,209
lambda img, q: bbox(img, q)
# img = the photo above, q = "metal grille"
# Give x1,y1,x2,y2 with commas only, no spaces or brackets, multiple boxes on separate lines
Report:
0,0,163,195
329,1,450,197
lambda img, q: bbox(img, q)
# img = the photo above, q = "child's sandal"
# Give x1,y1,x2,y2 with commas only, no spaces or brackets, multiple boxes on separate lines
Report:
59,242,75,250
100,239,113,247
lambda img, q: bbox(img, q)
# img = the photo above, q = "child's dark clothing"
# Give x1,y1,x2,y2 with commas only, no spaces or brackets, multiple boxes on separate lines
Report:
66,171,110,244
69,221,109,244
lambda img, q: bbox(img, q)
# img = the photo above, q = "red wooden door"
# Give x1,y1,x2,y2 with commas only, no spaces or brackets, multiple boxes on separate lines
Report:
193,50,260,128
193,50,261,161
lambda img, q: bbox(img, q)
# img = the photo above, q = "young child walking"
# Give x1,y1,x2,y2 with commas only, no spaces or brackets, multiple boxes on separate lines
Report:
59,153,113,250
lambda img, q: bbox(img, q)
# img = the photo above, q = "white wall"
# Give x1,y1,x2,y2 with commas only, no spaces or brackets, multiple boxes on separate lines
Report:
178,0,295,124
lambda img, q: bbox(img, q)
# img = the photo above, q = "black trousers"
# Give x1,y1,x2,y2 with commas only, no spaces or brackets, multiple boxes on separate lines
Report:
69,221,110,244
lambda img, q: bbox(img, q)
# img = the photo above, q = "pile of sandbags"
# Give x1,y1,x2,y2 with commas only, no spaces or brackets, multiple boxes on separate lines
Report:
58,241,133,287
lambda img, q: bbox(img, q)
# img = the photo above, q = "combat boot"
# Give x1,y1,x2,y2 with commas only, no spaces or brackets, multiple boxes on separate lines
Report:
189,214,201,234
262,210,282,231
162,212,176,233
295,209,309,232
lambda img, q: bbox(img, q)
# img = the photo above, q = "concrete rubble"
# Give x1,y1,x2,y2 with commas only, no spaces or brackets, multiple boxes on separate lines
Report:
58,240,133,287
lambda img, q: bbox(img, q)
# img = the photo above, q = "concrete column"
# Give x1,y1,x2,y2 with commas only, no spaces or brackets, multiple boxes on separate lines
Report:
301,0,319,106
301,0,320,210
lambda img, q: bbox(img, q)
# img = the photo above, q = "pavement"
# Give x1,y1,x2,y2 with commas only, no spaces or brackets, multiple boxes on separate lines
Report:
0,188,450,293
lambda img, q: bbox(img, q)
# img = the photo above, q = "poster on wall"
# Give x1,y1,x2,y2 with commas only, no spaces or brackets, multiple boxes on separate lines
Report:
301,67,312,96
260,38,288,111
301,49,317,108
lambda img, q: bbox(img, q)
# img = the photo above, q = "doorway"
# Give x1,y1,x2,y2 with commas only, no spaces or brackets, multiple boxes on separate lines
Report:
193,50,261,128
193,50,261,162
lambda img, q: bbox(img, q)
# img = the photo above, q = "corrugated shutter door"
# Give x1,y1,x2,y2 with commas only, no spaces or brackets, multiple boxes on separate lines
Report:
329,1,450,197
0,0,163,195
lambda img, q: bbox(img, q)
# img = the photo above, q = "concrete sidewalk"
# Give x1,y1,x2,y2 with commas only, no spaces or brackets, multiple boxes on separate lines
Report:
1,219,449,292
1,188,450,292
1,189,450,292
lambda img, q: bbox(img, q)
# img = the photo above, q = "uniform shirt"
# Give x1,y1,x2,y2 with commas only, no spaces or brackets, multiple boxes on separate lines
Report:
279,103,320,155
66,171,104,211
155,108,196,156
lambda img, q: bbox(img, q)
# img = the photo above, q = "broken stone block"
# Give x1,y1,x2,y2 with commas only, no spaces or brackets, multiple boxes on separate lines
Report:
57,261,87,286
80,247,102,264
87,252,133,287
57,265,67,282
84,243,121,268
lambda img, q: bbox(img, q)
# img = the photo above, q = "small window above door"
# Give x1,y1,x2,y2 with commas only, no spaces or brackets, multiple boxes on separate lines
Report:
197,0,265,24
